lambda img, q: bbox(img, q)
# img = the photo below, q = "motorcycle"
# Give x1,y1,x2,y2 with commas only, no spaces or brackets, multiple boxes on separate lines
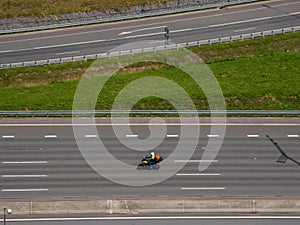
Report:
136,156,163,170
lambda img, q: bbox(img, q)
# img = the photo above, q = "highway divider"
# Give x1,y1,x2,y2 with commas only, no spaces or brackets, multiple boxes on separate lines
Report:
1,198,300,215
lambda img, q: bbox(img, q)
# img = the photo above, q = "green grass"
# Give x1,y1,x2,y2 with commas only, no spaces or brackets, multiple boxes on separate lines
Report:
190,31,300,62
0,0,170,18
0,32,299,111
211,52,300,110
0,81,78,110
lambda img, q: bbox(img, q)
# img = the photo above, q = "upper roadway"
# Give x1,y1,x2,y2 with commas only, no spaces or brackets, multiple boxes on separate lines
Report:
0,117,299,199
0,0,299,64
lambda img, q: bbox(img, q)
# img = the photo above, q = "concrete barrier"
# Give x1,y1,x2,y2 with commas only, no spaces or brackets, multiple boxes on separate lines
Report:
1,198,300,215
256,199,300,213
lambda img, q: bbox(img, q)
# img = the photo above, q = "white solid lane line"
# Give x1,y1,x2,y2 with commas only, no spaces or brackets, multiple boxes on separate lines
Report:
181,187,225,190
6,215,300,222
174,160,218,163
2,161,48,164
1,123,300,126
287,134,299,138
2,175,47,178
176,173,220,176
247,134,260,138
1,189,48,192
44,135,57,138
2,135,15,139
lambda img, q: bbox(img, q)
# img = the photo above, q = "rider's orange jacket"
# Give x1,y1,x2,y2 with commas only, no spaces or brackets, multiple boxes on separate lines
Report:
155,154,161,160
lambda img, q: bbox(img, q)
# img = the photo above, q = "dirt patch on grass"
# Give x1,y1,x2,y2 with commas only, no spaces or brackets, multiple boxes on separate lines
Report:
119,62,168,74
0,64,87,87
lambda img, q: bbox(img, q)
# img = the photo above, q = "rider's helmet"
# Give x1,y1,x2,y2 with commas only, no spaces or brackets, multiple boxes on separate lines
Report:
151,152,155,159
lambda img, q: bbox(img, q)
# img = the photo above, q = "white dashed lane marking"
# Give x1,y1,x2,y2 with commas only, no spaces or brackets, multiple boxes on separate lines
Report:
287,135,299,138
85,134,98,138
174,160,218,163
181,187,225,190
1,189,48,192
126,134,138,138
56,50,80,56
207,134,219,138
2,175,47,178
167,134,179,138
2,135,15,139
247,135,260,138
176,173,220,176
2,161,48,164
44,135,57,138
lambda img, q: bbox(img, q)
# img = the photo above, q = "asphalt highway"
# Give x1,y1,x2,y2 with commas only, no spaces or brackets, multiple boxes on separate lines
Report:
0,117,299,199
0,0,299,64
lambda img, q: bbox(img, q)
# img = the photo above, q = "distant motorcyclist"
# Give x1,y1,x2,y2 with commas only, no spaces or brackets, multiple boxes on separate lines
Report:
137,152,163,170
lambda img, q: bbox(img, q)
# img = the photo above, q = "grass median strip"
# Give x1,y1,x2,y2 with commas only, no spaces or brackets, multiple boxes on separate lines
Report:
0,32,299,111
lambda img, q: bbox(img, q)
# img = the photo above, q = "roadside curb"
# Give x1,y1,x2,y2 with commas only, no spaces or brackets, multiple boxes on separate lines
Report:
1,198,300,215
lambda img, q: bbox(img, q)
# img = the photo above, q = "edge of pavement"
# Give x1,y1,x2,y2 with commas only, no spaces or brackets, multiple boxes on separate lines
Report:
1,198,300,215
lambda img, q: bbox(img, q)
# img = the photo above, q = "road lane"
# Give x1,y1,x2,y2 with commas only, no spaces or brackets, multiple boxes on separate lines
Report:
0,0,299,64
0,118,299,198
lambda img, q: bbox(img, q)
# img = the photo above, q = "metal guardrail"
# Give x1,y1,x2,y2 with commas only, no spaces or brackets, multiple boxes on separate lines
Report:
0,0,259,35
1,26,299,69
0,110,299,117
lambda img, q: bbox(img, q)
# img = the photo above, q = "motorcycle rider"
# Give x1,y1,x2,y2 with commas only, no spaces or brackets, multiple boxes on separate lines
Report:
143,152,163,165
137,151,164,170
